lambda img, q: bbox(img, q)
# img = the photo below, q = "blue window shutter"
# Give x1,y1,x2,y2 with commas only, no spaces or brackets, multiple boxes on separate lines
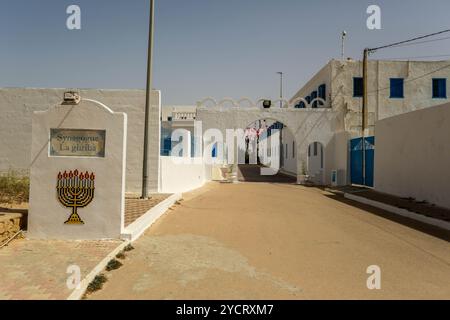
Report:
390,78,404,98
305,96,311,104
353,77,363,97
318,84,326,106
433,78,447,98
311,91,318,108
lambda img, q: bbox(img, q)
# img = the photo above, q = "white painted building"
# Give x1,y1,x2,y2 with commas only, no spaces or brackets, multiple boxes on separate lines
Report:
290,59,450,137
197,59,450,186
160,105,197,156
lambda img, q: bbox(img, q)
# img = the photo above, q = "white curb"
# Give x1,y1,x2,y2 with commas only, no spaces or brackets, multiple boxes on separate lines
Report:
344,193,450,231
67,240,130,300
121,193,182,241
67,193,182,300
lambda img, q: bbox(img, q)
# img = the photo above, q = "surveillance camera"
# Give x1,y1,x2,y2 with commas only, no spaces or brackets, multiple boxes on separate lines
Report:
342,31,347,36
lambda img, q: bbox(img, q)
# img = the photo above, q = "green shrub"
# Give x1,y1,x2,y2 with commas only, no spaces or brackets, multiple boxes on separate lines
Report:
105,259,123,271
85,274,108,294
115,251,126,259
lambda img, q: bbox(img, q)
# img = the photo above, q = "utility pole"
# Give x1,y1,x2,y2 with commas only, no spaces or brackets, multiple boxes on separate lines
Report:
361,48,369,186
141,0,155,199
277,72,283,108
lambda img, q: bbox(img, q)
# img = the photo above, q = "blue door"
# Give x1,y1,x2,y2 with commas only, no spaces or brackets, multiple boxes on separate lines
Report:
350,137,375,187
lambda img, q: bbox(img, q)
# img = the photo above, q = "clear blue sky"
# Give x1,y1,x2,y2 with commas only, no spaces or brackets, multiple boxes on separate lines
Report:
1,0,450,105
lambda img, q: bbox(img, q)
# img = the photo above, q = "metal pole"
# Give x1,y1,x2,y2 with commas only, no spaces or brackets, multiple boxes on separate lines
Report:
141,0,155,199
341,31,347,61
362,48,369,186
278,72,283,108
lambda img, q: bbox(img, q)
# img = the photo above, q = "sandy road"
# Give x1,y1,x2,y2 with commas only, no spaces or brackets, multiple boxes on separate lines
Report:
89,182,450,300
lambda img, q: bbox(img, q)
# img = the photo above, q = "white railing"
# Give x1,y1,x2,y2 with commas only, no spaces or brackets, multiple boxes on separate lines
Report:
173,112,196,121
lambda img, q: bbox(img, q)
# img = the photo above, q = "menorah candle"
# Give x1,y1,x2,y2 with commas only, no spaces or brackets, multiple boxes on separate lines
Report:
63,171,68,188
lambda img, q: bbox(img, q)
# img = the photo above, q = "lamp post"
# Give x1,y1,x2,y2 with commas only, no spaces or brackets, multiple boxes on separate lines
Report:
141,0,155,199
341,31,347,61
277,72,283,108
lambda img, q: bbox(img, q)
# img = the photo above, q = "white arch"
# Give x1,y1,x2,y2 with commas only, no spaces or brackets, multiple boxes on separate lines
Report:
290,97,309,109
218,98,238,108
271,98,290,109
310,97,327,108
237,97,256,108
197,97,218,108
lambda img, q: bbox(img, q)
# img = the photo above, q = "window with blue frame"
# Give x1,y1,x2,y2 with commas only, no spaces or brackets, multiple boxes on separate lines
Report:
311,91,318,108
353,77,363,97
318,84,326,106
305,96,311,105
433,78,447,98
390,78,404,98
162,137,171,156
212,143,217,158
295,101,306,108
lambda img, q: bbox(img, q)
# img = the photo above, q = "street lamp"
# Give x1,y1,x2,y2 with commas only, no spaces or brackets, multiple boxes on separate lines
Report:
277,72,283,108
341,31,347,61
141,0,155,199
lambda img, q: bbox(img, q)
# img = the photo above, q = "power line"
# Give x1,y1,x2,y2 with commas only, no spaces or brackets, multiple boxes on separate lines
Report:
377,53,450,60
385,35,450,49
369,29,450,52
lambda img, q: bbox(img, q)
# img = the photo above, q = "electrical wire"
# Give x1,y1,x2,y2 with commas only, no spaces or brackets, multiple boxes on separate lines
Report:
369,29,450,52
389,35,450,48
376,53,450,60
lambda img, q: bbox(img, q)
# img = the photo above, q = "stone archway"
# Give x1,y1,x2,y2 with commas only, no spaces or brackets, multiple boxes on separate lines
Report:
196,105,343,185
239,118,297,183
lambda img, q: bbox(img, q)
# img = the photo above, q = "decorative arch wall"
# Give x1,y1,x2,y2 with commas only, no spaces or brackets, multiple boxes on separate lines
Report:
196,106,345,185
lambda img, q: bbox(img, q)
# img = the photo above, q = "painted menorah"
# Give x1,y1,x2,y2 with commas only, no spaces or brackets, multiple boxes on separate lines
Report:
57,170,95,225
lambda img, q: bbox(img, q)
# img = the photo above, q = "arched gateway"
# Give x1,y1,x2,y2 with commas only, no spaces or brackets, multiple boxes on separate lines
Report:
195,101,348,185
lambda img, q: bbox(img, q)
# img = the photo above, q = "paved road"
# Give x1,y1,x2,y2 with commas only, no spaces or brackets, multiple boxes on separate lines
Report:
89,182,450,300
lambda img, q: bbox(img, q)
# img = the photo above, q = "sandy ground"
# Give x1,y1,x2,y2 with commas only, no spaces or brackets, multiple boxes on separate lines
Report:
89,182,450,300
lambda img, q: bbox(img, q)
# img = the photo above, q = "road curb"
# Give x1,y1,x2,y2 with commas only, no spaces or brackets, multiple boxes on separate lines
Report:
67,240,130,300
67,193,182,300
121,193,182,241
344,193,450,231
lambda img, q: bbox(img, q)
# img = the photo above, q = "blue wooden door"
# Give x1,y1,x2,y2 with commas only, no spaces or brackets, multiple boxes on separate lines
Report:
350,137,375,187
364,137,375,187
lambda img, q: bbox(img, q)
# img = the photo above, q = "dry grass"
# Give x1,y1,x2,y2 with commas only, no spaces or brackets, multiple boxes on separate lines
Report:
0,171,29,204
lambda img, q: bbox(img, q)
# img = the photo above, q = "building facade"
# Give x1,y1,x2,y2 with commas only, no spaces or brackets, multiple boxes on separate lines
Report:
289,59,450,137
161,105,197,156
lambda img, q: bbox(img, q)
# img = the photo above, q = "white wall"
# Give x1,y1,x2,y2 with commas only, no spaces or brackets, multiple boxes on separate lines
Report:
281,127,297,175
307,142,324,184
0,88,161,193
159,156,208,194
374,103,450,209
